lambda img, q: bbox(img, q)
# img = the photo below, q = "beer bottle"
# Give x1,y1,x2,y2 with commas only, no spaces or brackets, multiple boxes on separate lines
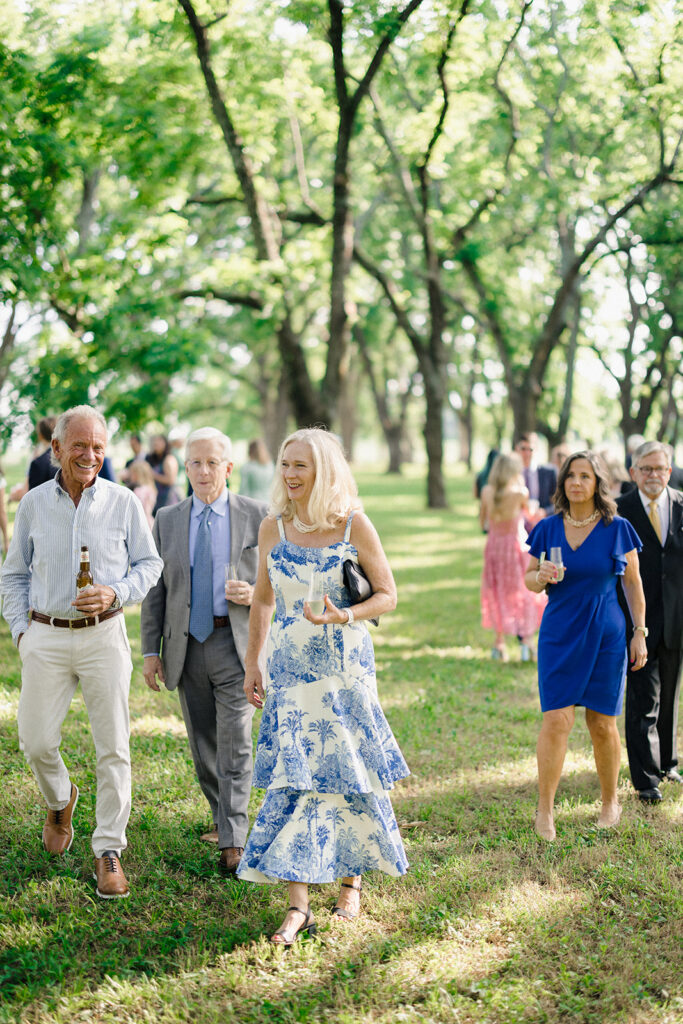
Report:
76,545,94,590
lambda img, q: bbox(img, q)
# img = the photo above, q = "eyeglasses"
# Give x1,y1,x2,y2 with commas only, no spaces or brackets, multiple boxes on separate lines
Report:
635,465,669,476
517,445,534,452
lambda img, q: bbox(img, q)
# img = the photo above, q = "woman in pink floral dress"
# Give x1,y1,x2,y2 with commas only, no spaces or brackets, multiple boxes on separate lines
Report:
480,453,547,662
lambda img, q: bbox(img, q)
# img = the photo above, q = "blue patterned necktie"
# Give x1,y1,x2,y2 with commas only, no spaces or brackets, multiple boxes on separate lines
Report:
189,504,214,642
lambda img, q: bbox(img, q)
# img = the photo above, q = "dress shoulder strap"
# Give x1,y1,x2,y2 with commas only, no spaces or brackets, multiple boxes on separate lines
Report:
276,515,286,540
343,512,355,544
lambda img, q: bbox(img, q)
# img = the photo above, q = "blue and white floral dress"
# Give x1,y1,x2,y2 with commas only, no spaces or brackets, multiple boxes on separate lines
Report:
237,514,409,884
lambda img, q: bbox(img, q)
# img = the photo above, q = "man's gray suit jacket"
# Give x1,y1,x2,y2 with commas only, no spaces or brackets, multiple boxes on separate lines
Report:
140,492,268,690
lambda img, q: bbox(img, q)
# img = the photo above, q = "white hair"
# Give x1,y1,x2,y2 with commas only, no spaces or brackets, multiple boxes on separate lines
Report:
185,427,232,462
51,405,108,466
53,405,107,445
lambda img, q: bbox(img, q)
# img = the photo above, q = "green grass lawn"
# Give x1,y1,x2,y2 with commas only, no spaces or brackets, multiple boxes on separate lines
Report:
1,470,682,1024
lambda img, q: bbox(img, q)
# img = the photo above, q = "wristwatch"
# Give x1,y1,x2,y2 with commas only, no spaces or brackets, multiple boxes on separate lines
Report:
633,625,648,637
345,608,355,625
110,595,122,610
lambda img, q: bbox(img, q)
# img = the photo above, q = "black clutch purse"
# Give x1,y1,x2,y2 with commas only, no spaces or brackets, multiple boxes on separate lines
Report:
342,559,378,626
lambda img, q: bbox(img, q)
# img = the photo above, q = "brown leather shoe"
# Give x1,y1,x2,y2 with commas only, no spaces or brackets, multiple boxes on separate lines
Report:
218,846,244,876
43,784,79,855
200,827,219,844
94,851,130,899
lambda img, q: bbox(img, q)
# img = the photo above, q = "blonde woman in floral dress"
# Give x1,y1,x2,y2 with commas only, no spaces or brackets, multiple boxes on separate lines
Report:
239,428,409,946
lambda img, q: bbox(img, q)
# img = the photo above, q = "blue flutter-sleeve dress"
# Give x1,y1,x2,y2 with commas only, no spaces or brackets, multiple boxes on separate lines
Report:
526,514,642,715
237,513,409,884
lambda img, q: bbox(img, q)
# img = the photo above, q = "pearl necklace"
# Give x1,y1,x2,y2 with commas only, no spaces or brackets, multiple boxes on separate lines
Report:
292,514,318,534
564,509,600,528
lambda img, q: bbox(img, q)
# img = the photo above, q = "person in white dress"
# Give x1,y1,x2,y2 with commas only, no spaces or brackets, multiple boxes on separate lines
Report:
239,428,409,946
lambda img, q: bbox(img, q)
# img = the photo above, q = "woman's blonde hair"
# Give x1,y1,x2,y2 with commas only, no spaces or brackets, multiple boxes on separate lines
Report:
270,428,362,530
488,452,524,510
129,460,155,487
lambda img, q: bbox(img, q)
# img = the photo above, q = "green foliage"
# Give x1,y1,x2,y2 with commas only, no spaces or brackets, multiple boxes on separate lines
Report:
0,0,681,453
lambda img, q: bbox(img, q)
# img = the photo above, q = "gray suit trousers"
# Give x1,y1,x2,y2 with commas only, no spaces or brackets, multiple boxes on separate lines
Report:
176,628,254,848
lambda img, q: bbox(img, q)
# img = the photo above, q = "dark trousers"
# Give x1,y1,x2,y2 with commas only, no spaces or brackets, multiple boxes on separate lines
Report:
625,641,683,791
177,629,254,848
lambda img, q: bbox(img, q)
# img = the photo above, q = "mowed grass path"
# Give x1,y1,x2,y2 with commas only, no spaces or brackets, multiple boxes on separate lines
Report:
1,470,682,1024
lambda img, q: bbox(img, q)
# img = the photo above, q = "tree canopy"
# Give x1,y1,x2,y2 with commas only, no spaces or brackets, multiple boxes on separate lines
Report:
1,0,681,499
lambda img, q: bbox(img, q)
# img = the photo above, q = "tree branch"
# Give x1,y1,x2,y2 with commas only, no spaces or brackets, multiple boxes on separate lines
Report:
176,288,264,310
178,0,279,262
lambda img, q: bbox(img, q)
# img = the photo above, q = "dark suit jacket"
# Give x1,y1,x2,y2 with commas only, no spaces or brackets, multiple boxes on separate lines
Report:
531,464,557,514
140,492,268,689
27,449,56,489
616,486,683,652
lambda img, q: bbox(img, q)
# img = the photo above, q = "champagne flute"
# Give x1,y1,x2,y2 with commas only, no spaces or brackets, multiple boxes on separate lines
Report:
549,546,565,582
225,563,238,600
306,572,325,616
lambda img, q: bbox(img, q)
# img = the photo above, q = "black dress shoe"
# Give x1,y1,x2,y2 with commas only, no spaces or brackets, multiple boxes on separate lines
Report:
663,769,683,784
638,787,663,803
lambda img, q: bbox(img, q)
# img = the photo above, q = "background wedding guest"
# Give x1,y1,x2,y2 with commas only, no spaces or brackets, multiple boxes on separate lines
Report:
479,453,546,662
0,405,162,898
524,451,647,841
239,439,274,503
128,460,157,528
119,434,145,486
9,416,58,503
239,428,409,946
617,441,683,803
514,432,557,526
550,442,572,474
146,434,180,514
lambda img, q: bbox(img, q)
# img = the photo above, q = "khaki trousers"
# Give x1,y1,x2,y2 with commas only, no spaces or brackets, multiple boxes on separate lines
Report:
17,615,133,857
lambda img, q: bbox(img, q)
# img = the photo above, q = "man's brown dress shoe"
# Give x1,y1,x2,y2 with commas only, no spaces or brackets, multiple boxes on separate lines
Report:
200,828,219,844
218,847,244,876
43,783,79,855
94,851,130,899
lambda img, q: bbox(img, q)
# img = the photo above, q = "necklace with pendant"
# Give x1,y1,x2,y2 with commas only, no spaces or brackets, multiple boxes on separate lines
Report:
564,509,600,528
292,513,317,533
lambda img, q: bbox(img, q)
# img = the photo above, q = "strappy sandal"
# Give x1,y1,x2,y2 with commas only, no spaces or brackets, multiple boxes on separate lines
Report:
270,905,316,946
331,880,362,921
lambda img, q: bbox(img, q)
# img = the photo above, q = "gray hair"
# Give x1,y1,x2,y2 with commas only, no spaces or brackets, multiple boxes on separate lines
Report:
185,427,232,462
633,441,672,467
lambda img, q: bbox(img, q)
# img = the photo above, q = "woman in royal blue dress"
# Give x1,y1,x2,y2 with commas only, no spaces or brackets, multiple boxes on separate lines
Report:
524,451,648,841
239,428,409,945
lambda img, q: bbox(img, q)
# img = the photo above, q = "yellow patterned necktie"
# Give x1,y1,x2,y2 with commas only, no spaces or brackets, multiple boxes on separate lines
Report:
648,500,663,543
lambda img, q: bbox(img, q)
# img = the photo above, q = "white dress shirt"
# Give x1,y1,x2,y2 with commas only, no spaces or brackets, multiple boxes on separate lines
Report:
0,473,163,641
637,487,669,541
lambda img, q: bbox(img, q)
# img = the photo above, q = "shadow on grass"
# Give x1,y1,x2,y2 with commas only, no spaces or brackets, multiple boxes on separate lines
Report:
2,755,680,1020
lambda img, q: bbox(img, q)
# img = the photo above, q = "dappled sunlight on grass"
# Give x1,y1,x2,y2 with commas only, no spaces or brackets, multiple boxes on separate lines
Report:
2,472,683,1024
0,692,18,722
130,714,187,738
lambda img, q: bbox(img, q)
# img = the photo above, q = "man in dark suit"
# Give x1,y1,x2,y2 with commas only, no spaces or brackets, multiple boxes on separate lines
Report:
515,432,557,522
617,441,683,803
141,428,268,874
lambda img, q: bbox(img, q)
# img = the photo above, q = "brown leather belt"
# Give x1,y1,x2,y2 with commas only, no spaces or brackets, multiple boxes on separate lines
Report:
30,608,123,629
213,616,230,628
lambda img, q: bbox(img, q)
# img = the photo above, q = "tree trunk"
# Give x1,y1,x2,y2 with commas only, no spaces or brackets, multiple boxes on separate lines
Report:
423,371,448,508
338,364,357,459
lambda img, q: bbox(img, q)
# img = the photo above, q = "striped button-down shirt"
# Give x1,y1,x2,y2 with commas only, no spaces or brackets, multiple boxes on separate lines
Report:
1,473,163,642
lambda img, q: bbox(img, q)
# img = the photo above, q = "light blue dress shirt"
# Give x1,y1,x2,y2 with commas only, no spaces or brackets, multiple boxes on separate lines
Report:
189,489,231,616
0,473,164,642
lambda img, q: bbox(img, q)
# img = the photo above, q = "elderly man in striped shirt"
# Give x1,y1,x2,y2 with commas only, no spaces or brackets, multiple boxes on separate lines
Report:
1,405,162,898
